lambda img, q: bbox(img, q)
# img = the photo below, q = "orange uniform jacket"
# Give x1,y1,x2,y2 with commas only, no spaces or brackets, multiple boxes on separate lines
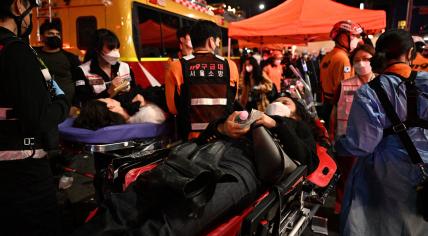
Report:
320,47,353,102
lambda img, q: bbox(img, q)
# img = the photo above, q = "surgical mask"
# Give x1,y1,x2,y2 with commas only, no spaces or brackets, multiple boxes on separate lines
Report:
45,36,62,49
265,102,291,118
354,61,372,76
274,59,281,66
245,65,253,73
101,49,120,65
350,37,360,52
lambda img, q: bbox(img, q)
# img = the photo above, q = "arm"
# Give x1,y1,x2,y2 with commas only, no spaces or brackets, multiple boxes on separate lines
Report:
228,59,240,100
331,56,352,91
165,61,182,115
72,67,93,106
335,86,384,157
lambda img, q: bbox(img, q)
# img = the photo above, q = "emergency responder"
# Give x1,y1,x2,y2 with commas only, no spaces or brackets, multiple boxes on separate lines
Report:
336,29,428,236
329,44,375,214
0,0,70,235
35,20,81,104
263,50,284,93
73,29,144,113
411,36,428,72
319,20,362,128
165,20,239,140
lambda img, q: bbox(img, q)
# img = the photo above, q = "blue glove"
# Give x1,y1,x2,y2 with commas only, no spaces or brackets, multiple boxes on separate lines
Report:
51,80,64,96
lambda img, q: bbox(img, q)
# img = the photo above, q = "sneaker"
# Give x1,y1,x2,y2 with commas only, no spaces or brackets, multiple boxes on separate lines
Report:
58,176,74,190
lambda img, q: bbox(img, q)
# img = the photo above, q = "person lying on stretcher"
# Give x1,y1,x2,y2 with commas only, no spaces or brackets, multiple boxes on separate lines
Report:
72,95,330,236
73,95,167,130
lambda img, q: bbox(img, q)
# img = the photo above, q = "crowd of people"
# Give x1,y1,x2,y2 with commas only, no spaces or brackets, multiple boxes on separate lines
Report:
0,0,428,235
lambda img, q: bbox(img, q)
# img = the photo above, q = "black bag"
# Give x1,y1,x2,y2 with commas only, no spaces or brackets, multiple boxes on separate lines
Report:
417,181,428,221
251,124,297,184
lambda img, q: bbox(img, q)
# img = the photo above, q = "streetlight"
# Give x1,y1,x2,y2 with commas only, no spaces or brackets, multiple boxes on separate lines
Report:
259,3,265,10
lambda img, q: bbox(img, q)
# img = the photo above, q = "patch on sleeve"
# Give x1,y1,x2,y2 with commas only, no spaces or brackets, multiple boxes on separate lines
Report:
75,80,85,86
344,66,351,73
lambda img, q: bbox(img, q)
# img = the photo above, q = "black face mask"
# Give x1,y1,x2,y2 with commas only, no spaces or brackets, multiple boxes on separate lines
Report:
45,36,62,49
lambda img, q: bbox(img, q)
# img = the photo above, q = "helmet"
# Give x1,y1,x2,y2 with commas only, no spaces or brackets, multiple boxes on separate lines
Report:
330,20,363,40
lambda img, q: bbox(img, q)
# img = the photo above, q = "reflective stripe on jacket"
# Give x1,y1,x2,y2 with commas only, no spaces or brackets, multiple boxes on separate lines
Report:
336,76,364,138
78,61,131,94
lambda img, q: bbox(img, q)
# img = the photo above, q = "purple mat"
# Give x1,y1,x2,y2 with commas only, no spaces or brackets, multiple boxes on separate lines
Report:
59,118,168,144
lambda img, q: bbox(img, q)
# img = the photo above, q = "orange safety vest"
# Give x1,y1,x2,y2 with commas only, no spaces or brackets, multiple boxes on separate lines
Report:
178,53,234,139
335,76,364,138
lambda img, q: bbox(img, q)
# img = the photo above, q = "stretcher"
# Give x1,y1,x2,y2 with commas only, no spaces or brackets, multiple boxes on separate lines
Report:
59,119,337,235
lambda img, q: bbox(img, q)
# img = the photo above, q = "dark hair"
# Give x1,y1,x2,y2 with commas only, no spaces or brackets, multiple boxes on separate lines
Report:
371,29,415,73
190,20,221,49
244,57,263,85
265,57,275,67
39,19,62,34
73,100,126,130
287,96,327,144
415,42,425,54
176,26,191,40
349,44,375,65
0,0,29,20
83,28,120,62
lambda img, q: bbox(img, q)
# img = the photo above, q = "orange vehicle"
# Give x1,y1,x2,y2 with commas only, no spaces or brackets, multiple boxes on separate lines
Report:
30,0,234,88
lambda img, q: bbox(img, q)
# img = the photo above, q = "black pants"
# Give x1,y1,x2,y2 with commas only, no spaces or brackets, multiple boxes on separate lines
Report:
0,158,61,236
73,141,261,236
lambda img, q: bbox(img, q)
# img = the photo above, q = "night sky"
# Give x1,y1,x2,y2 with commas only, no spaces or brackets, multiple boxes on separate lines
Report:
207,0,427,34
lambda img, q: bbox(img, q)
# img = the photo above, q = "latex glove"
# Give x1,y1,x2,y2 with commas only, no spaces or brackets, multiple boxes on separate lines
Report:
51,80,64,96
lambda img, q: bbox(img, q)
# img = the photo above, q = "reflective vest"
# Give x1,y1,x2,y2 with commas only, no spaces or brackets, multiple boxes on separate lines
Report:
336,76,364,138
178,53,233,138
78,61,131,94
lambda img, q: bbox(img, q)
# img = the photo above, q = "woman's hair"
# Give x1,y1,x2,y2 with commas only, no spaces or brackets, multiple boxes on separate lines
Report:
244,56,264,85
288,96,327,144
349,44,375,65
83,28,120,62
73,100,126,130
371,29,415,73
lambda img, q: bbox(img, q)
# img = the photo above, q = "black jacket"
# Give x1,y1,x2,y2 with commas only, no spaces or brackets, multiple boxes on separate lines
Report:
0,27,69,150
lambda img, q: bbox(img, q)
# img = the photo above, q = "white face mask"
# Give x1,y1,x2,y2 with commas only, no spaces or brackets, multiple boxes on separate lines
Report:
265,102,291,118
354,61,372,76
245,65,253,73
350,37,360,52
274,59,281,66
101,49,120,65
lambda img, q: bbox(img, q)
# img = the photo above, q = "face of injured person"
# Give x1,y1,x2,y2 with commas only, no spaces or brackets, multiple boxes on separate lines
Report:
274,97,298,120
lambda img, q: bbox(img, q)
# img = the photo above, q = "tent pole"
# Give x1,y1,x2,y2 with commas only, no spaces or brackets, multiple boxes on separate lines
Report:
406,0,413,31
228,37,231,59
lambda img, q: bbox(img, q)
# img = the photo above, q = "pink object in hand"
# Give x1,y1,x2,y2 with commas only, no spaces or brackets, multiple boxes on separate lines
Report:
239,111,249,121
